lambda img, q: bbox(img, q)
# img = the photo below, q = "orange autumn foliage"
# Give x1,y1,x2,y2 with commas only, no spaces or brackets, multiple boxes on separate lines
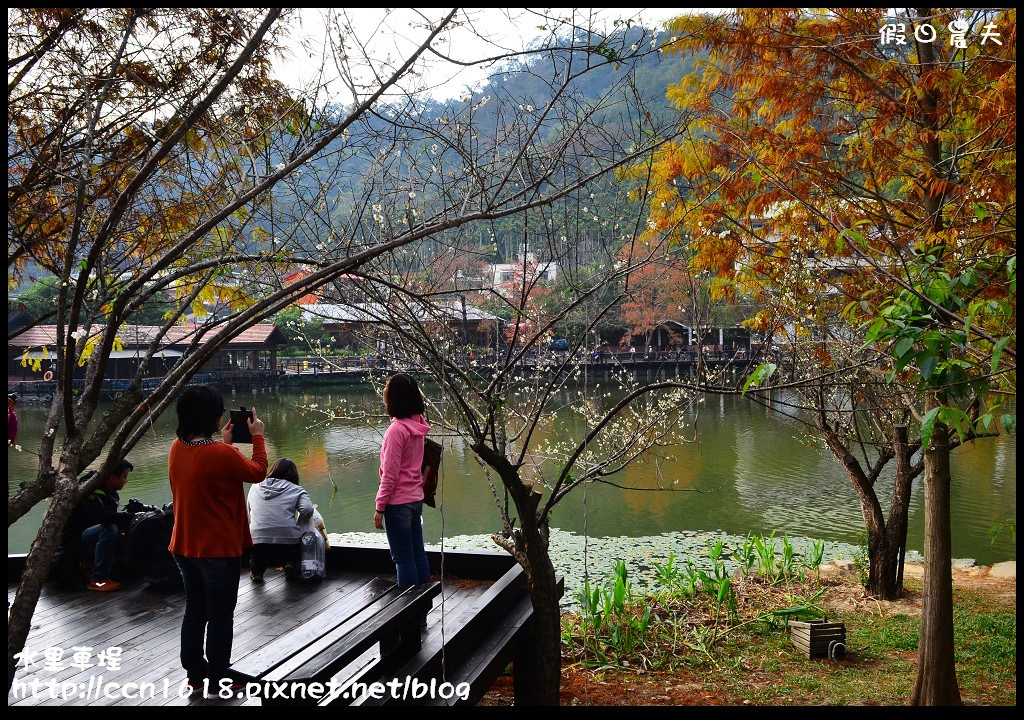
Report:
640,9,1015,349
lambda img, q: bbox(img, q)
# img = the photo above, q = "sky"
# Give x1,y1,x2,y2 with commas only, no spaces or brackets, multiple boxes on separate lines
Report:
274,8,698,103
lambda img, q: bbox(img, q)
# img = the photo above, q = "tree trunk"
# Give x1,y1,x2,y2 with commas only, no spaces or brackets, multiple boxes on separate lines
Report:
868,425,915,600
889,424,913,597
910,396,961,705
867,532,900,600
821,426,900,600
7,476,79,689
480,454,562,706
514,522,562,706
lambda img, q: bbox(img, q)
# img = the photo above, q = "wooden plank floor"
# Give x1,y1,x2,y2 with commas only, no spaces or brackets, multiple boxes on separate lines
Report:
8,567,491,707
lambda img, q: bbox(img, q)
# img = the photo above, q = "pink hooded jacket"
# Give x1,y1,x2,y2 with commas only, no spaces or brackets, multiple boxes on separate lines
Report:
375,414,431,511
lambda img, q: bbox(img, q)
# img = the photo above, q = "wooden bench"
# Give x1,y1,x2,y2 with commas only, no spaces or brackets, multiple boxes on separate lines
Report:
229,577,440,705
350,568,563,707
420,593,535,706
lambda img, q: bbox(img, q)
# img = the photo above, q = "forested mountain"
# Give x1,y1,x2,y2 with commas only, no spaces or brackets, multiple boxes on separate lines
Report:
9,24,698,308
259,24,700,267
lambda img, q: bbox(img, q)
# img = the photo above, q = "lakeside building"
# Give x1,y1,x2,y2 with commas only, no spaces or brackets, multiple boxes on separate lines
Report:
638,321,752,355
303,302,503,349
8,323,286,382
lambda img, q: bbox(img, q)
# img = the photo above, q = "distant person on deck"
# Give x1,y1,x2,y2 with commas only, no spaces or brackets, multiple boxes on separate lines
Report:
246,458,313,583
59,459,135,592
168,385,267,695
8,393,18,446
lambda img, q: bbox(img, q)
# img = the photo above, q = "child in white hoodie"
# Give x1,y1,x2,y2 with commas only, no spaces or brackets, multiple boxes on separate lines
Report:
247,458,313,582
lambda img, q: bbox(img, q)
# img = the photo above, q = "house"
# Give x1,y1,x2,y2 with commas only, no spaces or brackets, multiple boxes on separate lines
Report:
8,323,286,382
489,251,559,290
303,302,503,349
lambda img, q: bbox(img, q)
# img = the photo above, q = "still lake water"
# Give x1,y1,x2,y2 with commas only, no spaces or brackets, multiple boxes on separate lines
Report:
7,386,1016,565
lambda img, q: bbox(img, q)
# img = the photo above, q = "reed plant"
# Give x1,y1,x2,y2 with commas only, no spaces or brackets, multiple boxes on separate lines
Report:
802,538,826,581
570,559,652,664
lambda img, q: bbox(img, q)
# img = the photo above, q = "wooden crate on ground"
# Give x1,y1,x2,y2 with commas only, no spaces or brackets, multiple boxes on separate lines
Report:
787,620,846,659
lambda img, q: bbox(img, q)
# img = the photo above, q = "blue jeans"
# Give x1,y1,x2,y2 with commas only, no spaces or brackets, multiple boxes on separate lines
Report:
81,524,119,581
383,502,430,587
173,555,241,683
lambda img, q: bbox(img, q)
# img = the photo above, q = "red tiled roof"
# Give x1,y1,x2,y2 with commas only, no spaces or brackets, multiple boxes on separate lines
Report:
9,324,283,349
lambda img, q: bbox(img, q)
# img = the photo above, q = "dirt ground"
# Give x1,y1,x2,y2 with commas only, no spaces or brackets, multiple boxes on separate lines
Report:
815,561,1017,618
478,563,1016,706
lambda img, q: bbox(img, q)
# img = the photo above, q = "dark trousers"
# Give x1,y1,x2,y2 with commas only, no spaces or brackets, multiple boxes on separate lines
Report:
383,501,430,587
249,543,300,577
173,555,241,684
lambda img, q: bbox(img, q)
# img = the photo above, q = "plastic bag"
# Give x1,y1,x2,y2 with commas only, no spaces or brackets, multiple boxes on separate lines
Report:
311,506,329,551
298,513,326,581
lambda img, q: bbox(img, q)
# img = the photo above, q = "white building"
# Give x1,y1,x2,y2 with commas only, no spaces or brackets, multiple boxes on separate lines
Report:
489,251,559,289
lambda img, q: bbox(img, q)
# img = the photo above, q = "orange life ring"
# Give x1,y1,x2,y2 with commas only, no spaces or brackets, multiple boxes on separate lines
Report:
43,371,54,382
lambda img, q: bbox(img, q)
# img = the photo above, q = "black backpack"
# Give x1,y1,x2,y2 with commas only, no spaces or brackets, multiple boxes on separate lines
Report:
122,505,182,591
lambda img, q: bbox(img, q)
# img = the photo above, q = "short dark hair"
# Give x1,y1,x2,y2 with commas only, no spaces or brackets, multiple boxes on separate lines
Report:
268,458,300,485
383,373,425,419
113,459,134,476
175,385,225,441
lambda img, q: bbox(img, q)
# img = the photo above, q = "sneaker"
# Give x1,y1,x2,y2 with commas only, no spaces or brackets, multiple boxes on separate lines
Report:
86,579,123,592
249,571,263,583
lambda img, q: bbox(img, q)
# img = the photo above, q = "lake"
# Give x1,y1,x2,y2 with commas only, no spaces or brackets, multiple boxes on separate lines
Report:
7,385,1016,565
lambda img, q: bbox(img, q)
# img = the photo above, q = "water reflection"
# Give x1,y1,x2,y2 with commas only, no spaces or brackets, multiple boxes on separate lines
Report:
7,386,1016,564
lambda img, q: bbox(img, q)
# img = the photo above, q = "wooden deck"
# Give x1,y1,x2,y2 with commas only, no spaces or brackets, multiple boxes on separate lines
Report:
8,546,519,707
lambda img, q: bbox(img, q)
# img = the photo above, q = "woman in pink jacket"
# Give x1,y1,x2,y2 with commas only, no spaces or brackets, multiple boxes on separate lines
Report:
373,373,431,587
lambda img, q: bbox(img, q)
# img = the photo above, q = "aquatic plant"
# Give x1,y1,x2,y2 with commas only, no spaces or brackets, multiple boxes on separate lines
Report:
802,538,826,581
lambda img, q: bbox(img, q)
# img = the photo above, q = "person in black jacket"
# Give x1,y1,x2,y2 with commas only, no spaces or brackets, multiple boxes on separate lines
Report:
60,459,135,591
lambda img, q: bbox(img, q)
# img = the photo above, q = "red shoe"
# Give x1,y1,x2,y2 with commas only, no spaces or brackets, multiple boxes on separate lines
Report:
86,579,123,592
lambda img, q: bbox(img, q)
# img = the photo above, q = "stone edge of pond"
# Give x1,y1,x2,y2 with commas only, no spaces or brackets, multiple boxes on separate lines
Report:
329,528,943,610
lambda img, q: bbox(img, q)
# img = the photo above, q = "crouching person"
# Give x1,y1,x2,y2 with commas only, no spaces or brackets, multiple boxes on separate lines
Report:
247,458,313,582
59,459,135,592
